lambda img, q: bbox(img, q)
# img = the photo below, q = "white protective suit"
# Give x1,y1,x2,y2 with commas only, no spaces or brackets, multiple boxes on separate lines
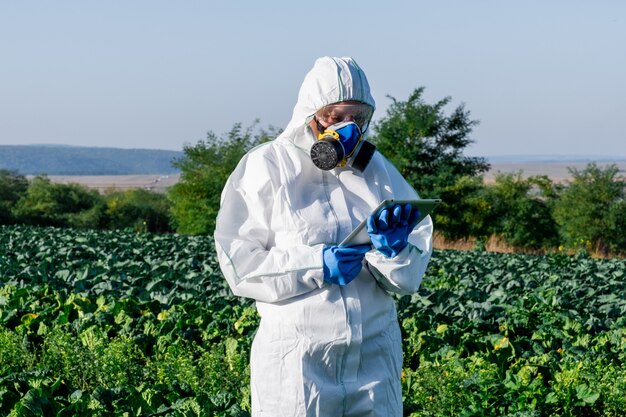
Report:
214,56,433,417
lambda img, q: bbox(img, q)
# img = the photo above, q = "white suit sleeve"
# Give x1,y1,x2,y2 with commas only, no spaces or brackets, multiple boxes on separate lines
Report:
214,148,325,303
363,154,434,294
364,216,433,295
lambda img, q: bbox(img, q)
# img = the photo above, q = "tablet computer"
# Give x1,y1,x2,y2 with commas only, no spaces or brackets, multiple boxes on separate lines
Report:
339,198,441,246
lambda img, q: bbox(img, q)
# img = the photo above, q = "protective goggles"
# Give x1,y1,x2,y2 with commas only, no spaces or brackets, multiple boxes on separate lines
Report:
314,102,374,130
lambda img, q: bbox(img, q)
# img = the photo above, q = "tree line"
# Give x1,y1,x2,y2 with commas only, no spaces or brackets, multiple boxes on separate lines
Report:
1,87,624,256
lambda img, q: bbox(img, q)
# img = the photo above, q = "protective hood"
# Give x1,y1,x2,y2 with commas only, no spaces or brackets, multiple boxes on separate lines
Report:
281,57,376,145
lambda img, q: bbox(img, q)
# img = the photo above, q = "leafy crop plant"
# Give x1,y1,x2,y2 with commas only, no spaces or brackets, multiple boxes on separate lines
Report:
1,225,625,416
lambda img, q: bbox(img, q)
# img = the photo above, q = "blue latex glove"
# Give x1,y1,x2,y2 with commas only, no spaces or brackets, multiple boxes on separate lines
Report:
323,244,371,286
367,203,421,258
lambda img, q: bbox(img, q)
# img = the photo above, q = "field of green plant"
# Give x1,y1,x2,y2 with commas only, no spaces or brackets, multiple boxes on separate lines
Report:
1,225,626,416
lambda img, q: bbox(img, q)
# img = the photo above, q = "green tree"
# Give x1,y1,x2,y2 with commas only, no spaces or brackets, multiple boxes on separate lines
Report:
168,122,276,235
552,163,625,254
434,175,490,240
370,87,490,198
483,172,560,249
0,169,28,225
104,189,173,233
606,200,626,254
13,176,104,228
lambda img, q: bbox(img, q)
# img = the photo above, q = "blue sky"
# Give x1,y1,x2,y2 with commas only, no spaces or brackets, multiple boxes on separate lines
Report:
1,1,625,157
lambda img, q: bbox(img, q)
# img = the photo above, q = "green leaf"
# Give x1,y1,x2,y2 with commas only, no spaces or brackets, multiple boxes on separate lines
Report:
575,384,600,404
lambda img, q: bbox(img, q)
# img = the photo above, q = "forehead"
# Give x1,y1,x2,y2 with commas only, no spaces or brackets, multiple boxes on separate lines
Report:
319,101,373,114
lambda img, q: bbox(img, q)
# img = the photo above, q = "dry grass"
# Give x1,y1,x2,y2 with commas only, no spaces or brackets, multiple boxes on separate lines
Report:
433,233,526,254
433,232,624,260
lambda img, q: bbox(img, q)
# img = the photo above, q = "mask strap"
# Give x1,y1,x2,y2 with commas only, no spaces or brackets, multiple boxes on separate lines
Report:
313,116,326,135
344,135,364,159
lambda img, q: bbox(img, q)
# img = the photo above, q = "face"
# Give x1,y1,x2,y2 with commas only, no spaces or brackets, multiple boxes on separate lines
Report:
314,101,374,131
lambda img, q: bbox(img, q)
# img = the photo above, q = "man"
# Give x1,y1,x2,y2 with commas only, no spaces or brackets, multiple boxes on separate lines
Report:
215,56,433,416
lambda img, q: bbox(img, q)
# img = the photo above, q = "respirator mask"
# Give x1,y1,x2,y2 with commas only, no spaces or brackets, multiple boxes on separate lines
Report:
310,103,376,172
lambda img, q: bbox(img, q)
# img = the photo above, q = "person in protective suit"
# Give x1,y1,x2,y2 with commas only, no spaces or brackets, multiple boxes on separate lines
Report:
214,56,433,417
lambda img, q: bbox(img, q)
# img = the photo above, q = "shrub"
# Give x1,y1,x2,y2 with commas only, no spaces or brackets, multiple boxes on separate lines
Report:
483,173,560,249
434,175,490,240
0,330,33,375
168,122,275,235
104,189,173,233
42,326,145,391
606,200,626,255
12,176,103,228
0,170,28,225
552,163,625,254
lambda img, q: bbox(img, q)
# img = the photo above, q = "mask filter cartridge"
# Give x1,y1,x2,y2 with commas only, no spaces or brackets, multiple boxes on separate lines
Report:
310,121,375,172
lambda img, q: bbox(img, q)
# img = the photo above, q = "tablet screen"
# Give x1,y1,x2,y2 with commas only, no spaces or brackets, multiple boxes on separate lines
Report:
339,198,441,246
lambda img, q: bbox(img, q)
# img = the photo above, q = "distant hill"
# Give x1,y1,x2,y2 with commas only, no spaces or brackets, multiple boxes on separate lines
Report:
484,154,626,164
0,145,183,175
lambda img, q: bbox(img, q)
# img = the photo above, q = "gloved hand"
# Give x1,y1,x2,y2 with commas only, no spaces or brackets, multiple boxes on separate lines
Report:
367,203,421,258
322,244,371,286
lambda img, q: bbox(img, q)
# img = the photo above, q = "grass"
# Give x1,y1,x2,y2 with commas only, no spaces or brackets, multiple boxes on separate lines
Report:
433,232,625,260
